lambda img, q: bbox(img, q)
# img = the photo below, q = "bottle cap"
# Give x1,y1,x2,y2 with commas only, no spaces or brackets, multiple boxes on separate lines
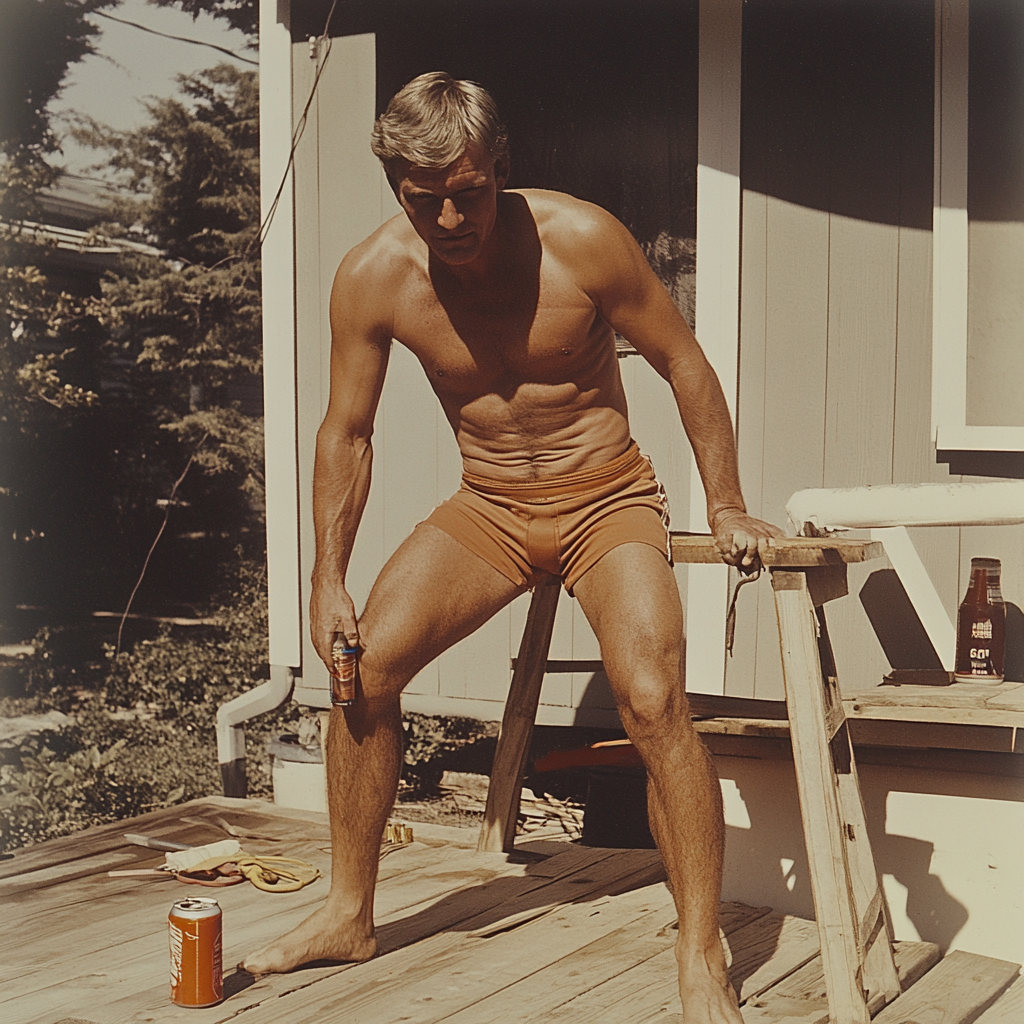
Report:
970,557,1001,572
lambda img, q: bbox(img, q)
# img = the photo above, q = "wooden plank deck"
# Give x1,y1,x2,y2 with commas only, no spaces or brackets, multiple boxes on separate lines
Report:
1,797,1019,1024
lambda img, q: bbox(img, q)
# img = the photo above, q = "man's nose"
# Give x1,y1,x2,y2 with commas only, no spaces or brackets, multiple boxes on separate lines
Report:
438,198,464,230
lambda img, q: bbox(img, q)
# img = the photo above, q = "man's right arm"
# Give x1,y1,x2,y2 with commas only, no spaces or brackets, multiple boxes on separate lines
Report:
310,247,394,671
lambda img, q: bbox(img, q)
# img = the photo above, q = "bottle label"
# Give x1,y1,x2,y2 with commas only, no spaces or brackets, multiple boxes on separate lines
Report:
971,621,993,640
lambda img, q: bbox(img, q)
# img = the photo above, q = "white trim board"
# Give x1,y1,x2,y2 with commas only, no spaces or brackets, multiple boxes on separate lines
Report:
260,0,302,669
931,0,1024,452
687,0,744,696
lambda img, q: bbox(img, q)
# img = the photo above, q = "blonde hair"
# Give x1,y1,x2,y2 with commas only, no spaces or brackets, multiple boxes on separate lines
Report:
371,72,508,171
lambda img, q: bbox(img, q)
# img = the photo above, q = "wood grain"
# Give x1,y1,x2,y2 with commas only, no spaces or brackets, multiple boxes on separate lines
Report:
772,571,874,1023
478,577,561,853
741,940,941,1024
871,949,1019,1024
974,973,1024,1024
671,535,883,566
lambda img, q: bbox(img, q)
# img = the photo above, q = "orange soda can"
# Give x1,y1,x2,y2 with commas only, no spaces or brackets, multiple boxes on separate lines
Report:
331,634,358,705
169,897,223,1007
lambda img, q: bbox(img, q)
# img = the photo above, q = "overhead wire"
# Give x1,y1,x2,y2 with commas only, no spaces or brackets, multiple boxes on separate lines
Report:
92,9,259,66
249,0,342,256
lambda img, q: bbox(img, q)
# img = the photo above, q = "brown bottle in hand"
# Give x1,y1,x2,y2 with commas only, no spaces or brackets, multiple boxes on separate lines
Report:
954,558,1005,683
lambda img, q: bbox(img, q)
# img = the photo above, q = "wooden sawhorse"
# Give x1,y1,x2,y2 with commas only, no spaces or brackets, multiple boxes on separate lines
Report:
478,535,900,1024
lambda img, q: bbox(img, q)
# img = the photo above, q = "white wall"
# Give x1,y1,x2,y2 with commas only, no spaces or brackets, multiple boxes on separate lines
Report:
716,754,1024,964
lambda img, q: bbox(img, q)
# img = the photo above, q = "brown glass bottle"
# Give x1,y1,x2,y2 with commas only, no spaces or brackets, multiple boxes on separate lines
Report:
954,558,1005,683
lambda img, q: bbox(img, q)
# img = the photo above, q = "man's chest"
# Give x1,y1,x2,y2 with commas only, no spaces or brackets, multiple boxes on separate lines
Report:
391,267,606,395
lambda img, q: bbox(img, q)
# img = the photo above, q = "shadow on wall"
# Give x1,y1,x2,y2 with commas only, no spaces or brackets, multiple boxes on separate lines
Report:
860,773,980,952
861,569,1024,682
716,756,972,952
860,569,945,671
1006,604,1024,683
717,758,814,919
576,670,615,716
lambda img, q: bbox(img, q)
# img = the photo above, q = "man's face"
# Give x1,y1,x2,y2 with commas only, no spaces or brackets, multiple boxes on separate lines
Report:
394,144,509,266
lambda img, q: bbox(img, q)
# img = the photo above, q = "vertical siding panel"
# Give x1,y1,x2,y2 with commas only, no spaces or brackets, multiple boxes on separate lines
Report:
754,198,831,700
822,217,900,689
823,218,899,488
539,591,574,708
314,35,388,626
379,347,437,560
893,224,963,637
728,188,769,698
436,611,510,702
291,43,326,694
626,360,693,536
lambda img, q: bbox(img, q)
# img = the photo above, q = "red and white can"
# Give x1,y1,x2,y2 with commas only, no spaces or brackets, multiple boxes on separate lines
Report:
169,896,223,1007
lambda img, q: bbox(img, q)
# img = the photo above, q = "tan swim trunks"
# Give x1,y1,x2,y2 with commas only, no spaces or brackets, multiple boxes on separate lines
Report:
421,441,671,594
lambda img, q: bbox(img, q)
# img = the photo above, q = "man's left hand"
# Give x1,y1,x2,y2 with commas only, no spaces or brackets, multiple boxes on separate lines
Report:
711,508,785,572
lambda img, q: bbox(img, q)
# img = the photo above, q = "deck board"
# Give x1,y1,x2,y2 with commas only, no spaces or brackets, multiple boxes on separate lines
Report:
974,973,1024,1024
2,798,1019,1024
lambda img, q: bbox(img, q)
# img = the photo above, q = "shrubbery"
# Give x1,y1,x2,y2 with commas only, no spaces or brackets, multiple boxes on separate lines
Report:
0,557,507,853
0,559,299,853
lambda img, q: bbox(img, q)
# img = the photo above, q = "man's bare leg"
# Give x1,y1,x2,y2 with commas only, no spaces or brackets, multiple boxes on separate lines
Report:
243,525,523,974
573,544,742,1024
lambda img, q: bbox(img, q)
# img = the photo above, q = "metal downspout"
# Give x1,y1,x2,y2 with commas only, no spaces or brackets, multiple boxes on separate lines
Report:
215,664,294,797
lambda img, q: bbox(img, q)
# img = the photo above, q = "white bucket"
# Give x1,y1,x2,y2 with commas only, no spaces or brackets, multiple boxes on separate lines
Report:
269,734,327,813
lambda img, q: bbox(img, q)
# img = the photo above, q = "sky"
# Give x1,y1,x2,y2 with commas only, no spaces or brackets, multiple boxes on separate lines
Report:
49,0,255,176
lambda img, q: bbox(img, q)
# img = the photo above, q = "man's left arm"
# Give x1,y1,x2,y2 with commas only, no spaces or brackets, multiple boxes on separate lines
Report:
581,209,783,568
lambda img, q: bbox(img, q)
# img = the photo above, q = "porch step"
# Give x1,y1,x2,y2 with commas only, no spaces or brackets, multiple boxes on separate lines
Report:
872,949,1020,1024
974,973,1024,1024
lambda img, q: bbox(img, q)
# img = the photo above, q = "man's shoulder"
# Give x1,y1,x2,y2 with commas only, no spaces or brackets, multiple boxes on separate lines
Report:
335,214,423,290
512,191,630,266
514,188,624,244
512,189,636,290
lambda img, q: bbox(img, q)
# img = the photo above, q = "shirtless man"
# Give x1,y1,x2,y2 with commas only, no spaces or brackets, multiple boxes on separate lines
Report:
244,73,781,1024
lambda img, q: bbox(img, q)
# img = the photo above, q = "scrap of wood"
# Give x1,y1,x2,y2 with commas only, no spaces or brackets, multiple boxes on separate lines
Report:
0,848,151,898
872,949,1020,1024
844,681,1024,713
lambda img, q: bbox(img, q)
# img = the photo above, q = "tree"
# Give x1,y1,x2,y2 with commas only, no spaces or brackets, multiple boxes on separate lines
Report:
0,1,114,162
83,62,264,500
1,63,263,618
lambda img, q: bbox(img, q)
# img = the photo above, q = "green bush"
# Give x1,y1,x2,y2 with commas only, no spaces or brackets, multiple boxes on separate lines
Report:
0,559,299,853
0,558,508,852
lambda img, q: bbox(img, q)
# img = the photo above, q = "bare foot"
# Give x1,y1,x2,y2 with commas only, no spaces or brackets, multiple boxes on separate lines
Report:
677,944,744,1024
241,904,377,975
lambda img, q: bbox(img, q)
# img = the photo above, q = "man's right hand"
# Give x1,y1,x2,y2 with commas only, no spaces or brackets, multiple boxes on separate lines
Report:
310,574,359,673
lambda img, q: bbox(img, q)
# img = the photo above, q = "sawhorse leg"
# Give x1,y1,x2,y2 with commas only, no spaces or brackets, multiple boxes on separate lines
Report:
772,568,900,1023
478,575,561,853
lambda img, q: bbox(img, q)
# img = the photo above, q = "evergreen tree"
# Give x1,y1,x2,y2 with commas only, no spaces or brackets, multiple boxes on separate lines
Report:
2,63,264,617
